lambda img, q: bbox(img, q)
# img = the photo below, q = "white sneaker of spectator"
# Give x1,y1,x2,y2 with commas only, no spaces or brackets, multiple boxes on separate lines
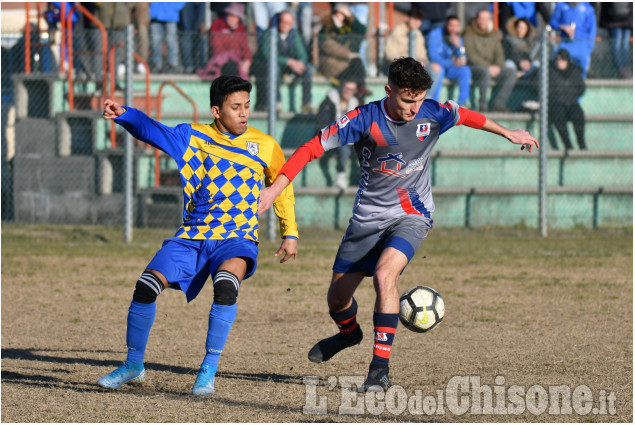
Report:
336,172,347,190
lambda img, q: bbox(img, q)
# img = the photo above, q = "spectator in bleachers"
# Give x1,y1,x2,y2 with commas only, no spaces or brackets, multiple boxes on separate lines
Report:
549,49,587,150
347,2,370,69
150,2,185,74
499,2,538,35
251,10,314,113
197,3,252,81
133,4,150,74
463,9,518,112
179,3,207,74
426,15,471,106
384,6,441,99
296,2,315,57
318,3,370,102
252,2,289,43
549,2,596,78
599,3,633,79
96,3,135,83
412,2,451,36
503,17,539,79
316,78,359,190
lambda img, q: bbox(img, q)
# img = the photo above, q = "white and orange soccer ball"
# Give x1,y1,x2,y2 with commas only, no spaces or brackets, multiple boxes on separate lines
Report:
399,286,445,333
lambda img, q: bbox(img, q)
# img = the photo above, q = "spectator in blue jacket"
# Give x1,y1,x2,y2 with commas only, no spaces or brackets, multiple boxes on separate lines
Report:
426,15,471,106
549,2,597,78
150,2,185,73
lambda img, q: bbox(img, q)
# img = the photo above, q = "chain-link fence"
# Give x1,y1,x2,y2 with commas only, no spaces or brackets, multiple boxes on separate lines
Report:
1,3,632,237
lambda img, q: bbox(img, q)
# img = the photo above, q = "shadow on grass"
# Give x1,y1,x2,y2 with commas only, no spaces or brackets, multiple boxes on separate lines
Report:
2,346,305,386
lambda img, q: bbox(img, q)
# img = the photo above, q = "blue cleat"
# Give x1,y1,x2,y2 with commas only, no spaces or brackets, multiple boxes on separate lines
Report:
97,361,146,389
192,365,216,396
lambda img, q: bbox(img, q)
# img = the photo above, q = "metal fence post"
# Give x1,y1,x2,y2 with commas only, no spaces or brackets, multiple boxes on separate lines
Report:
267,26,278,242
123,24,134,242
538,26,550,237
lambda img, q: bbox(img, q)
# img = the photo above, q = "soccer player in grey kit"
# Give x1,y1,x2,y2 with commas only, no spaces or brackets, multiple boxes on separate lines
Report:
259,57,539,391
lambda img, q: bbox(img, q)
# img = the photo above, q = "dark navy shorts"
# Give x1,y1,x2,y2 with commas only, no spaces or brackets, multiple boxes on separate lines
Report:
147,237,258,302
332,216,431,275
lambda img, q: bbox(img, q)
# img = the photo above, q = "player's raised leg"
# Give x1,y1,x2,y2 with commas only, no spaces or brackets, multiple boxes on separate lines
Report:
97,269,167,389
192,257,247,396
360,247,408,392
308,271,366,363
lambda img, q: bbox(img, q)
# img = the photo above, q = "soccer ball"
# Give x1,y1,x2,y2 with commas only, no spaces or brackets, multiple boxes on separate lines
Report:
399,286,445,333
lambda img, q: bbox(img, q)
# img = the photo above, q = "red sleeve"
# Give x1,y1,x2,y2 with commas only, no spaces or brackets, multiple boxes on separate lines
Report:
457,107,487,129
278,135,325,181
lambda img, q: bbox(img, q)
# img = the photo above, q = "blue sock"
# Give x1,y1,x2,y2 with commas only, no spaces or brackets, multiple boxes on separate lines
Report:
126,300,156,364
202,302,237,371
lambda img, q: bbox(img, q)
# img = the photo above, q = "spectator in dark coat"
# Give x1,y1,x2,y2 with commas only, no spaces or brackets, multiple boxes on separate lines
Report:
549,49,587,150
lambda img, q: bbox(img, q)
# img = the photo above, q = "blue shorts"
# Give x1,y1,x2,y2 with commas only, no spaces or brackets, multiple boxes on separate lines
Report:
146,237,259,302
333,216,431,275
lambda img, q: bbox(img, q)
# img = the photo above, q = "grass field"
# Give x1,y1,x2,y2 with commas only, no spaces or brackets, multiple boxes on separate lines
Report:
1,224,632,422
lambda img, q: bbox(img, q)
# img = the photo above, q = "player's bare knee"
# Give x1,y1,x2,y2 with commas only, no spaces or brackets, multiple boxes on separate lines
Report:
133,271,165,303
326,287,349,311
213,270,240,305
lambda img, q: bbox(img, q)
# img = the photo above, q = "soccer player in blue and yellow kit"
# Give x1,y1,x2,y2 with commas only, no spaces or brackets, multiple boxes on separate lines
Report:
97,75,299,396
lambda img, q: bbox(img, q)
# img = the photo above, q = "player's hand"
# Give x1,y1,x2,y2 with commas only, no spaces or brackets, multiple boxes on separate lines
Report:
275,237,298,263
258,175,290,215
508,129,540,152
258,187,277,215
103,99,124,119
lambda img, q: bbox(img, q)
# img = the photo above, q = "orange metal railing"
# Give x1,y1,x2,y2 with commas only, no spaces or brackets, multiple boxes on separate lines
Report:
59,2,66,73
107,42,151,148
66,3,108,110
24,3,31,74
154,82,198,187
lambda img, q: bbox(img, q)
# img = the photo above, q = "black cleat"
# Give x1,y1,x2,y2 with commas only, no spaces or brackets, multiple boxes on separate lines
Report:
308,326,363,363
359,365,392,392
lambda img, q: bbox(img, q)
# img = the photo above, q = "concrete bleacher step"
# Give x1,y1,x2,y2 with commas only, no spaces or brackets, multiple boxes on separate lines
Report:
292,149,633,189
152,111,633,151
55,110,106,156
133,183,631,231
15,118,57,157
129,74,633,116
12,155,96,223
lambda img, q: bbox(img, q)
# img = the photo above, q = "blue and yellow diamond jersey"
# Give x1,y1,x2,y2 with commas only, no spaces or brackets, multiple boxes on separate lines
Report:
114,107,298,242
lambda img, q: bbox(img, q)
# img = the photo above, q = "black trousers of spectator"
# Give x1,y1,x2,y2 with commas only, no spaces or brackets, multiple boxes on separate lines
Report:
549,101,587,150
470,65,518,111
252,65,312,112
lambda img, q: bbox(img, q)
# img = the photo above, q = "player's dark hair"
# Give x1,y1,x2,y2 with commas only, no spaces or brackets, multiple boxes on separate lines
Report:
387,57,433,94
210,75,252,109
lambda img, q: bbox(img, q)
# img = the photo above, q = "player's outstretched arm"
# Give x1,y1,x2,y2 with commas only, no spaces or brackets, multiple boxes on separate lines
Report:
102,99,125,119
259,174,291,214
480,117,540,152
275,237,298,263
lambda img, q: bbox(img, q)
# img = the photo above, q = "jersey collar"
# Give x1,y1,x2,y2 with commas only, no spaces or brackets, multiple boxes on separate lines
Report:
381,98,406,124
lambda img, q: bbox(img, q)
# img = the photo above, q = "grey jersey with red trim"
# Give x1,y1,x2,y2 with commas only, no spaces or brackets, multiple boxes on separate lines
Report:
319,98,461,225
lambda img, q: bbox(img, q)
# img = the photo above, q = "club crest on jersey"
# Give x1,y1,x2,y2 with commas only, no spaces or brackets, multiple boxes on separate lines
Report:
416,123,431,141
338,114,351,129
246,142,259,155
